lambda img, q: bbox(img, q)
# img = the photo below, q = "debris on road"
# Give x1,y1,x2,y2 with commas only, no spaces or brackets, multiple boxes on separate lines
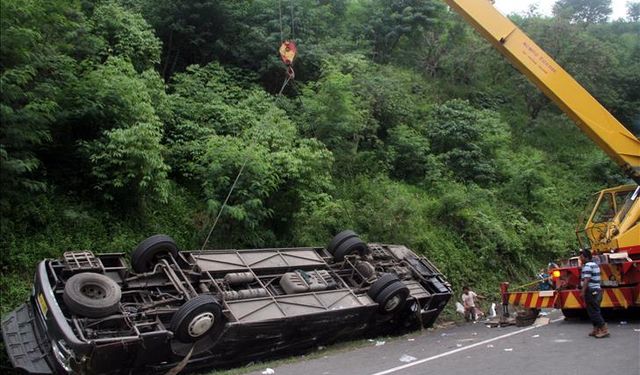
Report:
435,321,457,329
375,340,386,346
534,317,550,326
504,348,513,352
399,354,417,363
531,334,540,338
487,344,494,348
262,368,275,375
408,338,415,341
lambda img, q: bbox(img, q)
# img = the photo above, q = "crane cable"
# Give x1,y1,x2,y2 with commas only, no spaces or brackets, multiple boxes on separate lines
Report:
278,0,297,96
200,158,248,250
201,1,297,249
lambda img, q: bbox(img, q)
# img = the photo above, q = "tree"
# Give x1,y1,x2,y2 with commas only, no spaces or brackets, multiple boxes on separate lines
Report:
424,100,510,185
357,0,445,63
74,57,170,205
135,0,230,78
553,0,613,23
300,64,367,152
90,1,161,72
387,124,441,184
84,122,170,205
627,2,640,22
0,0,85,209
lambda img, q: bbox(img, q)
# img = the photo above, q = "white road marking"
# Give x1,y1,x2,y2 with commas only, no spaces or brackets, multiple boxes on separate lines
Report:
370,317,565,375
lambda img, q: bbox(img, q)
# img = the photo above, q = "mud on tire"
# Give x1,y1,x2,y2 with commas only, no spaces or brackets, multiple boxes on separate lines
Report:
63,272,122,318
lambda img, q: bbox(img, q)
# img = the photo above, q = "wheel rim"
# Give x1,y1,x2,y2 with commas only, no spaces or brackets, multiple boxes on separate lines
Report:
81,284,107,300
384,295,402,312
188,312,215,338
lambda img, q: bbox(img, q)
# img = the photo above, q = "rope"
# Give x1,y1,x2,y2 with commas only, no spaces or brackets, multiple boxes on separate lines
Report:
511,276,551,291
202,0,298,248
200,157,249,250
278,76,292,96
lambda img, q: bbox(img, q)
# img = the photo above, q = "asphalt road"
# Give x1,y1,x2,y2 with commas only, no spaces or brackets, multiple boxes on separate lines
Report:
245,311,640,375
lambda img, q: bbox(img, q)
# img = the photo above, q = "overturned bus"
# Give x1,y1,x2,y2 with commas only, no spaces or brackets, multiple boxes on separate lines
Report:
2,230,452,374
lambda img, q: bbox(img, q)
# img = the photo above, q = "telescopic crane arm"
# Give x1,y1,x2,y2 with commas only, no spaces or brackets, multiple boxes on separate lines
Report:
444,0,640,184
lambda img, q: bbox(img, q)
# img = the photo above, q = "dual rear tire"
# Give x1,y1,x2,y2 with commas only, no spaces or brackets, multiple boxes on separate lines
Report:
368,273,410,314
327,230,370,261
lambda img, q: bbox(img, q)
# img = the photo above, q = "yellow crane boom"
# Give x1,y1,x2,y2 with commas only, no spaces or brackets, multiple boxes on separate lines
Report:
445,0,640,183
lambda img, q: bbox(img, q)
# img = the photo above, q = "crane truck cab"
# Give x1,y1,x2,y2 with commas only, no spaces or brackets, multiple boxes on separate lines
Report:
577,185,640,256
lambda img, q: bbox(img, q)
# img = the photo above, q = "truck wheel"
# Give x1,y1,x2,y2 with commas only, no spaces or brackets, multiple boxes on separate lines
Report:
131,234,179,273
367,273,400,300
170,295,223,343
63,273,122,318
374,280,409,314
333,237,369,261
326,230,357,255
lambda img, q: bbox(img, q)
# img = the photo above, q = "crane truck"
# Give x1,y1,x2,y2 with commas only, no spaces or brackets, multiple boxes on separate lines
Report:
444,0,640,318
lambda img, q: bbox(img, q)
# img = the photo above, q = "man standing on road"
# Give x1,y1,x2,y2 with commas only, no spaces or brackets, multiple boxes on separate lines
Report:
579,249,609,338
461,286,484,321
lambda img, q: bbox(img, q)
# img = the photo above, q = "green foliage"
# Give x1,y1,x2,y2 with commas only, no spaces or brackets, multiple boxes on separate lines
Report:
355,0,445,63
166,62,333,246
300,62,367,152
91,1,162,71
70,57,171,204
553,0,613,23
386,124,441,184
425,100,511,184
76,57,163,130
84,121,170,204
0,66,55,200
0,0,85,209
629,2,640,22
135,0,232,78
